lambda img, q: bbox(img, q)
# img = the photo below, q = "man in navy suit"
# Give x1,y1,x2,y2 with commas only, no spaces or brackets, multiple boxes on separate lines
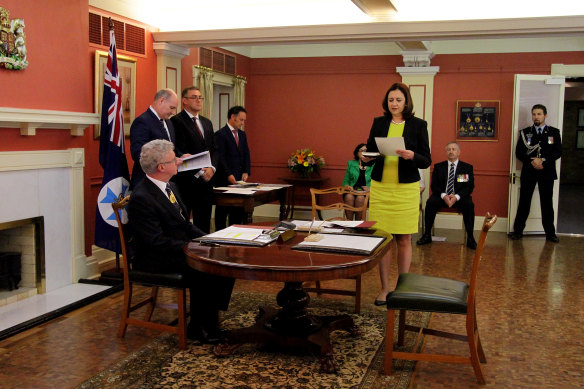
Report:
511,104,562,242
171,86,217,233
128,139,234,344
417,142,477,249
130,88,185,188
214,106,251,230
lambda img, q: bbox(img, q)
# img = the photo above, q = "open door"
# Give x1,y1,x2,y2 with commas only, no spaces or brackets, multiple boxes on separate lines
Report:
508,75,565,234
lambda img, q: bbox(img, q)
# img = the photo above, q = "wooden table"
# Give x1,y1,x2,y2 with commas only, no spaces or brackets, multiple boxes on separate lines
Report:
213,185,291,224
184,229,390,372
279,176,330,218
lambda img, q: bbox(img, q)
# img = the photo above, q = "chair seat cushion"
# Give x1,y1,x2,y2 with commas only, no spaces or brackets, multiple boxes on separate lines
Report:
129,270,188,289
386,273,469,314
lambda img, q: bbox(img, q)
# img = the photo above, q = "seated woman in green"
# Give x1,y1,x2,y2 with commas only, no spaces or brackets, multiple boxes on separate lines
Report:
341,143,374,220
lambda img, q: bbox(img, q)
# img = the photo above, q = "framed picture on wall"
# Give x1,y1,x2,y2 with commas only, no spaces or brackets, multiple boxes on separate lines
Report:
456,100,500,141
577,130,584,149
578,108,584,127
94,50,137,139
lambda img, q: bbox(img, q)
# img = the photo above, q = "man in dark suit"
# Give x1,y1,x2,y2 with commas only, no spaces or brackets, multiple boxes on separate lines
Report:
511,104,562,242
130,88,185,188
127,139,234,343
214,106,251,230
171,86,216,233
416,142,477,249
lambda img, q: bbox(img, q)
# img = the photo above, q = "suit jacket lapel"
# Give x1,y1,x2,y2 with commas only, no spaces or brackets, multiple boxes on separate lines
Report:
144,179,186,222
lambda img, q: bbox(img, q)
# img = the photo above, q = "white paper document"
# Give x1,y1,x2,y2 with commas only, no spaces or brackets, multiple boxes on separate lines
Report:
197,225,279,246
293,234,386,255
177,151,212,172
374,137,405,156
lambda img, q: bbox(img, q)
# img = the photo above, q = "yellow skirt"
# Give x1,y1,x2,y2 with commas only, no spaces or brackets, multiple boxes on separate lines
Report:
369,121,419,235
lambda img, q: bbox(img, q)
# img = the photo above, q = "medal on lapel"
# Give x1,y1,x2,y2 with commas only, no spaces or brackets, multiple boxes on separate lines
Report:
169,191,177,203
548,136,554,144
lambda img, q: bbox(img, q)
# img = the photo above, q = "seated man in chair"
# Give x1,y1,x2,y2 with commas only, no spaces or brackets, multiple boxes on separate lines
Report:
416,141,477,249
127,139,234,343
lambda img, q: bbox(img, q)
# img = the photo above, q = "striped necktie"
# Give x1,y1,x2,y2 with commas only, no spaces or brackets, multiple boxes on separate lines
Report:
446,163,455,195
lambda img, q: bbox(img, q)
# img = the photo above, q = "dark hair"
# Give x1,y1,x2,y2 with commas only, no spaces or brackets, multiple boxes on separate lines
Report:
353,143,366,160
181,86,200,98
532,104,547,115
381,82,414,120
228,106,247,119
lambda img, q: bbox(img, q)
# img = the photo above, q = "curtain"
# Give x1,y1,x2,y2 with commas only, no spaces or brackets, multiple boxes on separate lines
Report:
233,76,247,107
195,66,214,118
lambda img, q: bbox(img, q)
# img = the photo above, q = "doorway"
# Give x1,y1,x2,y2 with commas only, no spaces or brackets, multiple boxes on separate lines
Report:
557,78,584,235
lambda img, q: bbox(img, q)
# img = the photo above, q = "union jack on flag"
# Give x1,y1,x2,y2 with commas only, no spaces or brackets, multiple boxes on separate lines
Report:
95,25,131,254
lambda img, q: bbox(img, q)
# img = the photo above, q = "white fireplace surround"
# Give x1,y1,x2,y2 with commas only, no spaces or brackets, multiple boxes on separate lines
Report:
0,149,97,292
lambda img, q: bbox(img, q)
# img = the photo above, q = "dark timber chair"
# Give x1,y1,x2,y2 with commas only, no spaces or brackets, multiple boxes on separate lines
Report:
113,195,189,350
304,186,370,314
384,213,497,385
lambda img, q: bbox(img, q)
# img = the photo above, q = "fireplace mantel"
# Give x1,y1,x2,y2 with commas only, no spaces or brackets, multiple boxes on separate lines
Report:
0,107,100,136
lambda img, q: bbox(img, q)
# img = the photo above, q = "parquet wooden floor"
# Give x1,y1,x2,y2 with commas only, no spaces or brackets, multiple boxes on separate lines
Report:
0,228,582,388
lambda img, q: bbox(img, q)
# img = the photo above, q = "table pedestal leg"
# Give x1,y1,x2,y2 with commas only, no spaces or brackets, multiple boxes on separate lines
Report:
213,282,358,373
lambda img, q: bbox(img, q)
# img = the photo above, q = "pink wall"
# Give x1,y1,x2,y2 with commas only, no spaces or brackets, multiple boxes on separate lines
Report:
245,52,584,216
2,0,584,256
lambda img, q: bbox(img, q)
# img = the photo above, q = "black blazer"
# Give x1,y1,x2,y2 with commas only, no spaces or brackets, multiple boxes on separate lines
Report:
214,125,251,185
366,115,431,183
171,110,217,168
129,108,181,188
127,178,204,273
515,125,562,181
430,160,474,199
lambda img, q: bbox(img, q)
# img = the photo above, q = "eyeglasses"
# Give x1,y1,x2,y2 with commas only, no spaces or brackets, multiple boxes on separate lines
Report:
158,157,177,165
185,96,204,100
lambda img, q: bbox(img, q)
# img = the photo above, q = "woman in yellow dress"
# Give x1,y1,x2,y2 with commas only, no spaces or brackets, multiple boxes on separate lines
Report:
365,83,431,305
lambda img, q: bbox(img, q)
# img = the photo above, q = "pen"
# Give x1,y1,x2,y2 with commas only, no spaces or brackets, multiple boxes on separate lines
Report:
307,218,315,236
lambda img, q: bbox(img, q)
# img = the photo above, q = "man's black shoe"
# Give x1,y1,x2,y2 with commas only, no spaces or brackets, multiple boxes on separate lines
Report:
416,234,432,246
510,233,523,240
546,235,559,243
466,239,477,250
187,324,222,344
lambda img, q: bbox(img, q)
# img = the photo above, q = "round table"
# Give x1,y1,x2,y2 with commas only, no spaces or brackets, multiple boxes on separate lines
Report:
184,229,390,372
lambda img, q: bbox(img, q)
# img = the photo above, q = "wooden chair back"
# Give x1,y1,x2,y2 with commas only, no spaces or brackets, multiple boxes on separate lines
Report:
310,186,370,221
112,195,132,287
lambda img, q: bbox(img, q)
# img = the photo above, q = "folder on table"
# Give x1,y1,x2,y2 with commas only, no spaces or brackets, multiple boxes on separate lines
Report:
194,225,279,247
291,234,386,255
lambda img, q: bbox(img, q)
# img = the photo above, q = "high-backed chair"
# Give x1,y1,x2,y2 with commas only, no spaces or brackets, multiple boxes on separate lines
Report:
304,186,370,314
383,213,497,384
113,196,189,350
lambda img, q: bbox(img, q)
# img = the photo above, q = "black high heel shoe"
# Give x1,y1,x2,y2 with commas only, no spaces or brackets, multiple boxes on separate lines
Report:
374,299,386,306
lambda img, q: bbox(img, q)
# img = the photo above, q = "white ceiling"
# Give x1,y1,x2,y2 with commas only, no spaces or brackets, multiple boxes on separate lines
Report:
90,0,584,58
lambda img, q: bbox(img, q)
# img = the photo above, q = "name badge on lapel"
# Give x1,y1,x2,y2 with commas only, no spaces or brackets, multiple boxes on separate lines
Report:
548,136,554,144
457,174,469,183
526,133,533,145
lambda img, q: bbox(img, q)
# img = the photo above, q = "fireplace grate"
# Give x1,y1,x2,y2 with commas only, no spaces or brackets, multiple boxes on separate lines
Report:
0,252,21,291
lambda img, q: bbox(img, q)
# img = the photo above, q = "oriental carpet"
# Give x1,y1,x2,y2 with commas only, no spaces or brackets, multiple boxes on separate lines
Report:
77,291,429,389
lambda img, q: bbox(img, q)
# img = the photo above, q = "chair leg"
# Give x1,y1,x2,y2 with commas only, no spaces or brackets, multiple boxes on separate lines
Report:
177,288,187,350
144,286,158,321
466,311,486,384
315,281,323,296
354,276,361,314
474,305,487,363
397,309,406,347
384,309,396,375
118,282,132,338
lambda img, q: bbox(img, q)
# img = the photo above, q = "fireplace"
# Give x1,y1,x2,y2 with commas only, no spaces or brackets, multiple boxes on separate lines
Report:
0,149,99,308
0,217,45,305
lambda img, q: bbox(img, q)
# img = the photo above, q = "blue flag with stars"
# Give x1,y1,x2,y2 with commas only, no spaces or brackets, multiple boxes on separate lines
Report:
94,26,131,254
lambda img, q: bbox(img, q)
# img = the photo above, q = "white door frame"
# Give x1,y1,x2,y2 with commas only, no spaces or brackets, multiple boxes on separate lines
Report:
508,74,565,234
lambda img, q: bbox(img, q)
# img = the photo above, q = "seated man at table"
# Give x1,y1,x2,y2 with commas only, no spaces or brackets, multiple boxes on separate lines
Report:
127,139,235,343
416,141,477,249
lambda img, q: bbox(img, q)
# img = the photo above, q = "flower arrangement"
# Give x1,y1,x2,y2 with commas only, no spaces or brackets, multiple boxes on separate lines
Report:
287,148,325,177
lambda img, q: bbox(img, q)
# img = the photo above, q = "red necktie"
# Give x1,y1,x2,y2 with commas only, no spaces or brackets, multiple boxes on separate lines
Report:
232,129,239,147
192,117,204,139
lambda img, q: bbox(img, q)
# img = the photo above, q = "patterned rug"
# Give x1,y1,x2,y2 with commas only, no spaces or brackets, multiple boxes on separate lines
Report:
78,291,429,389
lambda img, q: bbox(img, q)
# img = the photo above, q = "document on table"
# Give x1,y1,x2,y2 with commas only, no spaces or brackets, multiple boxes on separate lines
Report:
375,137,405,156
214,187,257,195
177,151,212,172
292,234,386,255
195,225,278,246
290,220,344,234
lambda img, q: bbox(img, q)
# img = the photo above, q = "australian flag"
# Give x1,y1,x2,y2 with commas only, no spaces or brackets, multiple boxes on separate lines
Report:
94,25,131,253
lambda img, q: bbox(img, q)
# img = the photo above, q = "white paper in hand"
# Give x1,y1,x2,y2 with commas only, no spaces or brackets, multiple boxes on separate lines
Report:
375,137,405,156
177,151,212,172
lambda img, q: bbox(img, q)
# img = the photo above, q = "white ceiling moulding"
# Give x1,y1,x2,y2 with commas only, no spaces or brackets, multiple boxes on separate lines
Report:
0,108,100,136
152,16,584,47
